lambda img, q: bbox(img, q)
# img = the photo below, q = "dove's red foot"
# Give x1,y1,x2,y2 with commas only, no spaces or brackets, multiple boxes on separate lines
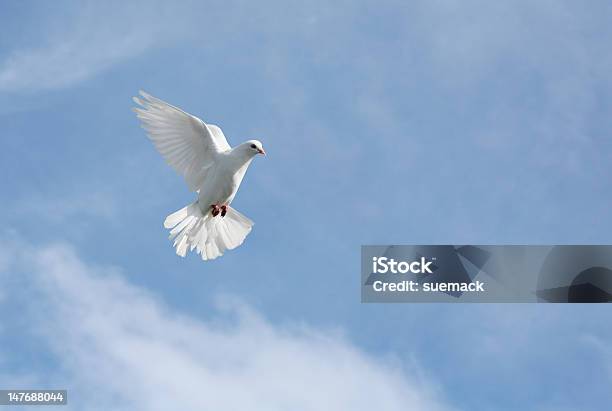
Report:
210,204,221,217
220,205,228,217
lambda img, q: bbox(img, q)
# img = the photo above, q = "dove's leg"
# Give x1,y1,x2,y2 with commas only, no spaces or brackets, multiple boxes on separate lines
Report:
210,204,221,217
220,205,228,217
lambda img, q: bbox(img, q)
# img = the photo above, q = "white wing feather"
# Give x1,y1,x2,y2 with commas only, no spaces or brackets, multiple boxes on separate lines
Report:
207,124,227,144
133,90,231,191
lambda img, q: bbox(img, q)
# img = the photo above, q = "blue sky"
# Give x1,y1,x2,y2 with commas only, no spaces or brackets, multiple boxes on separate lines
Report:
1,1,611,410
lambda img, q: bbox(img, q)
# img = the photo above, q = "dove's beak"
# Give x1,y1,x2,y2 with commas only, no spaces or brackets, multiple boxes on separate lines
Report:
257,148,266,156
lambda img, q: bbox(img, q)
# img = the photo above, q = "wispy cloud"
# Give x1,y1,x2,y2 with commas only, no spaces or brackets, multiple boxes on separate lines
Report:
582,334,612,383
405,1,612,169
0,238,455,411
0,2,189,92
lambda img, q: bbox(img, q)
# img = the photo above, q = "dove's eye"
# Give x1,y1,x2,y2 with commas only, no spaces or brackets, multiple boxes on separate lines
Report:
250,144,257,149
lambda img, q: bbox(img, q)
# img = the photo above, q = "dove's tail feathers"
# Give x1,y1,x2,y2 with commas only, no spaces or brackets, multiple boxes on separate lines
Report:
164,202,254,260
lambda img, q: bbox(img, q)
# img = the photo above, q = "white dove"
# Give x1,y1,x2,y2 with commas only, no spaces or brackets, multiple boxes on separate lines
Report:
133,91,265,260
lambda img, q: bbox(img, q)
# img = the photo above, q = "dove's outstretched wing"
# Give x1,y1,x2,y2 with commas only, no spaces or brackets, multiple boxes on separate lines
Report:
133,90,231,191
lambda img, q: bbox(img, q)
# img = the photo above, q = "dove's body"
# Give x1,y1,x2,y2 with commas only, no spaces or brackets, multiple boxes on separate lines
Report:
196,148,254,214
133,91,265,260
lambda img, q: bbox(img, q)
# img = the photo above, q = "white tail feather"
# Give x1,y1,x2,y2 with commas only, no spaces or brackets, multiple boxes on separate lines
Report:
164,202,253,260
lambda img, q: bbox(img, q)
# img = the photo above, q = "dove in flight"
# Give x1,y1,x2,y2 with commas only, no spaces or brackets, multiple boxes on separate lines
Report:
133,91,265,260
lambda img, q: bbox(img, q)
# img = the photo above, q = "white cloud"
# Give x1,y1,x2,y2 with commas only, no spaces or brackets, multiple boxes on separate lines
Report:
0,238,454,411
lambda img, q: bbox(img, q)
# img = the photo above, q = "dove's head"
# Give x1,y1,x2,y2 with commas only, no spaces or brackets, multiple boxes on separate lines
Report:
243,140,266,156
